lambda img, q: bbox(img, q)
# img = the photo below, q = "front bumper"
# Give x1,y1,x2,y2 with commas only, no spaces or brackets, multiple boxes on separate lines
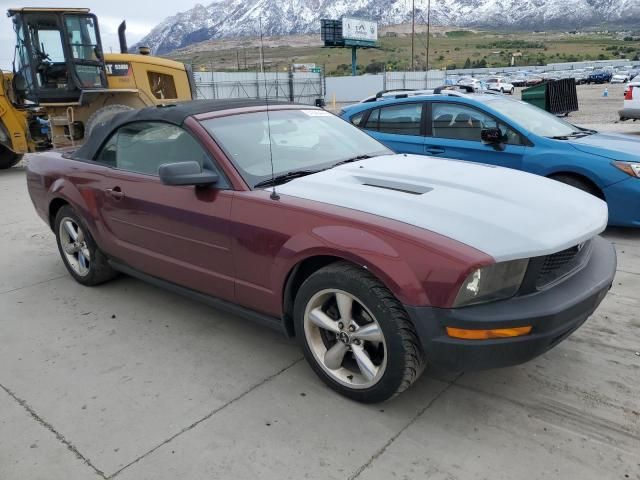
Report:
604,177,640,227
404,236,616,371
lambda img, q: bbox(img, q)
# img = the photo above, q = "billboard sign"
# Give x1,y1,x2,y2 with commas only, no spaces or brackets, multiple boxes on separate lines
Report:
341,17,377,44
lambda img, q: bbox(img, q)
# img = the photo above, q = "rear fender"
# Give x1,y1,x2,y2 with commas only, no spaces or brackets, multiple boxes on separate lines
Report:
48,178,104,246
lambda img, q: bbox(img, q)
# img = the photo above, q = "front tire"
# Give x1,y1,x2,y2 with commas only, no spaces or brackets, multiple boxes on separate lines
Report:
0,145,23,170
54,206,117,286
294,262,425,403
551,174,601,199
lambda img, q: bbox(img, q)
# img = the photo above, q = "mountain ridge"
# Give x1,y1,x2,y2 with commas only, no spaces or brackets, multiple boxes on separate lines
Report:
136,0,640,55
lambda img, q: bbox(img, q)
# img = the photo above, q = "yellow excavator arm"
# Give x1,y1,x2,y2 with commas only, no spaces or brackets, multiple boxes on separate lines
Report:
0,72,31,155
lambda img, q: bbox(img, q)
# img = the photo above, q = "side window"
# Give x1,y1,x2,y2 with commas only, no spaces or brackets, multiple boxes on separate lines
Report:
147,72,178,100
363,108,380,131
362,103,423,136
94,122,225,181
431,103,522,145
350,112,365,127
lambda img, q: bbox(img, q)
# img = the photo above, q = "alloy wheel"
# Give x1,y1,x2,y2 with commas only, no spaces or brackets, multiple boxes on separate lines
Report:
303,289,387,389
59,217,91,276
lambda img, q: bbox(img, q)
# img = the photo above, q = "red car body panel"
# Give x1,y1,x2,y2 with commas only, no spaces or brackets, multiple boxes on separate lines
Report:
229,190,492,315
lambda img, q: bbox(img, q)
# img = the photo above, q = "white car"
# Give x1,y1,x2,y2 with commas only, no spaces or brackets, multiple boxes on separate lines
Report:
611,73,631,84
573,70,590,85
620,80,640,121
485,77,515,94
457,77,484,92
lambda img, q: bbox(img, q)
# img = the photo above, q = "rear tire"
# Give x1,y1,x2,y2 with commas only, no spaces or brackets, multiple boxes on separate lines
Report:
54,205,117,286
550,174,601,199
294,261,426,403
0,145,23,169
85,104,134,138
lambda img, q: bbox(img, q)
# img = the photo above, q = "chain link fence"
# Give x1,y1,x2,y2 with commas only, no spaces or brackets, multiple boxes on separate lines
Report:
193,71,324,105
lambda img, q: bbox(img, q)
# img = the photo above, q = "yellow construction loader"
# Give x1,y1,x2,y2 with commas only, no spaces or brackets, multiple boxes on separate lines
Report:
0,7,195,169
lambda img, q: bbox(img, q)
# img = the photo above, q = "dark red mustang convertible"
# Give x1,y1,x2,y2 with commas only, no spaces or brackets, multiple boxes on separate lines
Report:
27,100,616,402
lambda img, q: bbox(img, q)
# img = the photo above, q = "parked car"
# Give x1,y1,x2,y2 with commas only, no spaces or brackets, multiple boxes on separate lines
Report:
525,75,544,86
341,91,640,227
457,77,483,92
27,99,616,403
620,80,640,121
587,70,613,84
611,72,631,84
572,70,590,85
485,77,515,94
510,76,528,87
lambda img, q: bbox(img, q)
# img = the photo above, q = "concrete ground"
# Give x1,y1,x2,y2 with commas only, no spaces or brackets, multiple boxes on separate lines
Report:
2,89,640,479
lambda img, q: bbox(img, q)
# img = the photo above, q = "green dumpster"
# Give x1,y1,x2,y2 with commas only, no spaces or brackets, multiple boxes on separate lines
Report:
521,78,579,116
521,83,547,110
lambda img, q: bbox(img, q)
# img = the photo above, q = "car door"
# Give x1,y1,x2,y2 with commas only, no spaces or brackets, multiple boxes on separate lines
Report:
92,121,235,301
360,102,426,155
425,101,527,170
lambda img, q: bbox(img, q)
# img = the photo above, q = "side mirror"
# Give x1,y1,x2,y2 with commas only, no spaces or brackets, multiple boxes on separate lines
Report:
481,128,503,144
159,161,218,187
481,128,506,151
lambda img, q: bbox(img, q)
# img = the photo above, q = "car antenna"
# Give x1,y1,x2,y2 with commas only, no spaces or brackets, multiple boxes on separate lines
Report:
259,17,279,201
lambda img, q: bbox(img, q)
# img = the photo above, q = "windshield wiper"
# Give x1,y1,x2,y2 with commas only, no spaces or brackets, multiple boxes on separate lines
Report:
253,169,322,188
331,154,374,168
550,131,594,140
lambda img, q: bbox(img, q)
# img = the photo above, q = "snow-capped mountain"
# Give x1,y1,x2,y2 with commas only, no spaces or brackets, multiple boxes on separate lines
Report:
137,0,640,55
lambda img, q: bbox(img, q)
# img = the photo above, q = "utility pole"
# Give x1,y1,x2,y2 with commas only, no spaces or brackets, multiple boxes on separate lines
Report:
411,0,415,71
426,0,431,72
259,17,265,74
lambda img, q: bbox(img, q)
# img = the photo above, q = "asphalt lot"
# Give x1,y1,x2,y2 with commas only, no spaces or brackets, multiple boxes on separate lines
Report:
2,87,640,479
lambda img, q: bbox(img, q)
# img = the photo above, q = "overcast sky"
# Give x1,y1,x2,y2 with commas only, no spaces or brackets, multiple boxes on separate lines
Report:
0,0,202,69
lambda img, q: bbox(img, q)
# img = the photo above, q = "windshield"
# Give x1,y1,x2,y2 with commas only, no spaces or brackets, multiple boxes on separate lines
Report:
65,15,100,61
485,98,582,138
201,109,392,188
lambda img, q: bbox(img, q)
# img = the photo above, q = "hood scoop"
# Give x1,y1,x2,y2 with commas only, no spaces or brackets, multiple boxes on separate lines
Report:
357,177,433,196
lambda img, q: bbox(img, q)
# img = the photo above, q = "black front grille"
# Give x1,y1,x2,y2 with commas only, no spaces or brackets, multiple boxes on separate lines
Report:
535,241,591,289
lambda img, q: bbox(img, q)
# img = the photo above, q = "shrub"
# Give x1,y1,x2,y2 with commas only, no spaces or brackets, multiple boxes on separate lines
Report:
364,61,385,74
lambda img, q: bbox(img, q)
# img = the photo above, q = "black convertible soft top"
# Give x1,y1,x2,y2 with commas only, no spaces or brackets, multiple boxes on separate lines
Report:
73,99,300,160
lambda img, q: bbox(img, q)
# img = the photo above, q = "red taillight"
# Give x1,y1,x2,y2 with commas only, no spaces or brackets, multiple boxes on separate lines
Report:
625,87,633,101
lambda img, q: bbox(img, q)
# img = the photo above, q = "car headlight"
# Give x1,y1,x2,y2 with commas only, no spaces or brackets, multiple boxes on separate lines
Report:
613,161,640,178
454,259,529,308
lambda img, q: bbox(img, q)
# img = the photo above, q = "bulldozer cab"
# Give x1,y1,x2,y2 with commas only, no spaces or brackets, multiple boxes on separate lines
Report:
8,8,108,104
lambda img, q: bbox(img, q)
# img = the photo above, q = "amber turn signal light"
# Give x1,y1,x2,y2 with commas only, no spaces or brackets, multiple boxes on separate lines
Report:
446,326,532,340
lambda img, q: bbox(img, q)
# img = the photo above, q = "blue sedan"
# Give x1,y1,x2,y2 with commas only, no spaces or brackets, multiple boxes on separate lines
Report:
340,92,640,227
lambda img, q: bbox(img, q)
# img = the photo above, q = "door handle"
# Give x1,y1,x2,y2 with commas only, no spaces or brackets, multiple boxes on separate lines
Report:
425,146,445,155
105,187,125,200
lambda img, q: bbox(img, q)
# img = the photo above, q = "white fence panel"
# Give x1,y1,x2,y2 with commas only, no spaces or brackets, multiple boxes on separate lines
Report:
193,71,323,104
385,70,446,90
325,75,384,103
